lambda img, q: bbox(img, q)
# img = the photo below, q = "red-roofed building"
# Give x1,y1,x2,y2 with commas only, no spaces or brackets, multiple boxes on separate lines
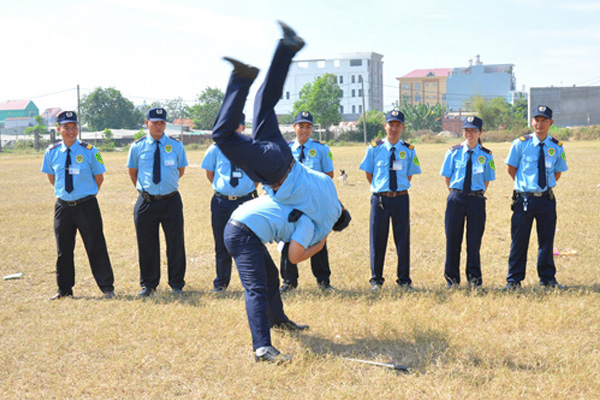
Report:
396,68,450,106
0,100,39,123
41,107,63,126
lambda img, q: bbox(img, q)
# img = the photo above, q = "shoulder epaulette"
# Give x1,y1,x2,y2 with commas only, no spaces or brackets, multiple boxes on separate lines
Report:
48,141,61,150
450,144,463,151
312,140,322,145
168,135,181,142
370,139,384,147
480,146,492,155
79,141,93,150
550,137,563,147
519,134,533,141
135,137,145,143
401,141,414,150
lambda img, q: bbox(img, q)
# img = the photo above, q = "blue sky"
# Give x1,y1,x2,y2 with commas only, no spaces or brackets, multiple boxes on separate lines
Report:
2,0,599,114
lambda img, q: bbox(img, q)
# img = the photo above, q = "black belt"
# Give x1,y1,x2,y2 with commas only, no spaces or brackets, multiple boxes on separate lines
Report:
228,219,254,234
517,189,553,198
215,190,258,201
146,191,178,200
57,195,95,207
376,190,408,197
451,189,484,197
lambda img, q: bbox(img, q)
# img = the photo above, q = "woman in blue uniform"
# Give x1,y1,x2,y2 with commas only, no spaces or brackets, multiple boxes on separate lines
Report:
439,116,495,288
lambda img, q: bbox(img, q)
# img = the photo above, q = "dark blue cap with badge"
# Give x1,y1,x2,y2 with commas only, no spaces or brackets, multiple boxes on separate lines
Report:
386,110,405,123
463,116,483,130
57,111,78,125
294,111,313,124
146,107,168,122
532,105,552,119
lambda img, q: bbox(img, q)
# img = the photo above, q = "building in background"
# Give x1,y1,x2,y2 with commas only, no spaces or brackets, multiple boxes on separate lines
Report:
40,107,63,127
274,52,384,122
396,68,450,106
0,100,39,123
445,55,517,111
529,86,600,127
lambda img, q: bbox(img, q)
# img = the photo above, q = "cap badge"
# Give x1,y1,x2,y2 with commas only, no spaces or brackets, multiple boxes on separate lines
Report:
66,112,73,117
302,112,308,117
539,106,546,112
392,111,398,116
157,109,163,114
467,116,474,122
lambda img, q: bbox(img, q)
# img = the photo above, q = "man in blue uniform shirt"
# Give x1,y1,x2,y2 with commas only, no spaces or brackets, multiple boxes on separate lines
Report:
211,21,351,362
280,110,335,293
440,116,495,288
127,107,189,296
504,105,568,290
201,114,258,293
41,111,115,300
359,110,421,292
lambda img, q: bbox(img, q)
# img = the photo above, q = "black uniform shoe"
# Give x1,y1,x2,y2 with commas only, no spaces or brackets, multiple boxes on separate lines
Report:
211,286,226,294
103,291,116,299
540,281,567,290
503,282,521,291
279,283,297,294
49,291,73,300
223,57,259,80
138,287,156,297
255,346,292,363
277,20,305,52
397,282,415,292
318,282,336,293
272,320,309,332
171,288,183,295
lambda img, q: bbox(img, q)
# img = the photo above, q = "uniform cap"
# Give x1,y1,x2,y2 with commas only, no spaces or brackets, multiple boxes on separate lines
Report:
294,111,313,125
532,105,552,119
146,107,168,122
385,110,405,123
57,111,78,125
462,116,483,130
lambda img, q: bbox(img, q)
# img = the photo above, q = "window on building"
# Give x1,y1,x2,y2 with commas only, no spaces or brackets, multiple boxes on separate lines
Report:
358,105,363,113
415,94,421,102
433,83,437,87
358,89,362,97
352,89,356,97
340,90,343,98
351,75,356,83
350,59,362,67
358,75,363,83
339,75,343,84
298,61,309,69
425,83,429,87
340,105,344,114
286,92,290,100
352,105,356,113
402,83,409,90
414,83,421,90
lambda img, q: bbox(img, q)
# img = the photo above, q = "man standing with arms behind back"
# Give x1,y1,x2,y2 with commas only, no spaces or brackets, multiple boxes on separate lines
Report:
127,107,188,296
41,111,115,300
504,105,568,290
280,110,336,293
359,110,421,293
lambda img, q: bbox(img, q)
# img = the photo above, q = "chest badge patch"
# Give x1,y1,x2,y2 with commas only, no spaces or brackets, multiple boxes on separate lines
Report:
478,156,485,164
165,144,173,153
548,148,555,156
76,155,84,163
399,151,406,159
309,149,317,157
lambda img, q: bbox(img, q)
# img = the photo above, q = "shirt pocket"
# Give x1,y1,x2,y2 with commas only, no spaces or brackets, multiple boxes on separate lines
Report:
376,159,389,173
523,155,537,172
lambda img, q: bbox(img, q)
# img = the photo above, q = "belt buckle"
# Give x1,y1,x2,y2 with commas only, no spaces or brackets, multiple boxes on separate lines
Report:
67,200,78,206
533,192,543,197
228,195,238,201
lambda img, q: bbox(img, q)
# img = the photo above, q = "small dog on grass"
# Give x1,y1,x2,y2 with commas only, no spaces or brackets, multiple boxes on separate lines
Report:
338,169,348,185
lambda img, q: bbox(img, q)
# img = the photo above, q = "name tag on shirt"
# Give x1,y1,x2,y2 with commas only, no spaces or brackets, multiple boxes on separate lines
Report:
474,166,484,175
545,160,552,168
392,160,403,171
232,171,243,178
69,166,80,175
164,159,175,167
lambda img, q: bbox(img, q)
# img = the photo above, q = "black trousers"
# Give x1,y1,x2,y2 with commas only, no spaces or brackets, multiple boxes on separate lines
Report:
280,242,331,286
134,192,186,290
54,197,114,294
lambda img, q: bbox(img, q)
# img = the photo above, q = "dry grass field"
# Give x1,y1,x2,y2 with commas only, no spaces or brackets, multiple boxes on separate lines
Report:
1,141,599,399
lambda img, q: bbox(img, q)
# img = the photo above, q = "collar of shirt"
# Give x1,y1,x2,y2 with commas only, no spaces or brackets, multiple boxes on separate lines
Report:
145,134,166,146
292,138,311,150
384,138,403,151
60,140,79,153
460,142,479,155
531,134,550,147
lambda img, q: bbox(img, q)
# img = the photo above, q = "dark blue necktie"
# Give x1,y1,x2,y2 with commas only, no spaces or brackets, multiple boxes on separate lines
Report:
463,150,473,195
153,140,161,184
389,147,397,192
230,163,239,187
65,148,73,193
299,145,305,163
538,143,546,189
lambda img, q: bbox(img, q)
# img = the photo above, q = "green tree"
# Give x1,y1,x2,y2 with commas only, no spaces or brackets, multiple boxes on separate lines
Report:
187,87,225,130
293,73,342,141
24,115,49,150
469,95,527,131
101,128,115,151
133,128,145,141
399,102,445,135
81,87,143,131
356,110,386,142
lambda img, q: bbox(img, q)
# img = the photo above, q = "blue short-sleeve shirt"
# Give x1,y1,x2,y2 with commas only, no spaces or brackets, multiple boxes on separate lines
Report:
505,134,568,192
440,142,496,191
41,140,106,200
127,134,188,195
201,143,255,196
290,138,334,173
359,138,421,192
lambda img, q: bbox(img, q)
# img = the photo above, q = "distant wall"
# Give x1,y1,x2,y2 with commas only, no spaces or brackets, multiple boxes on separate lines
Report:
530,86,600,127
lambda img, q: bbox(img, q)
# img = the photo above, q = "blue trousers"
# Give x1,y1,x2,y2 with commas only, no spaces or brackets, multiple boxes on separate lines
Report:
224,223,290,350
507,195,557,284
212,40,296,185
369,194,411,285
210,194,248,289
134,192,186,290
444,191,486,285
280,242,331,286
54,197,114,294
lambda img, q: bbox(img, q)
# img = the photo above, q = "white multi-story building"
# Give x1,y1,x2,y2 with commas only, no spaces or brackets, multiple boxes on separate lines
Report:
275,52,384,122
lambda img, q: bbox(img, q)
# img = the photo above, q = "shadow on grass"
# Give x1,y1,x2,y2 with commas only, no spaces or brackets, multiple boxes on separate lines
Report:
293,326,451,374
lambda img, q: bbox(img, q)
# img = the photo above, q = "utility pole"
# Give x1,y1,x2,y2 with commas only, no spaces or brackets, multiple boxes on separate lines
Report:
77,84,81,140
361,77,367,144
